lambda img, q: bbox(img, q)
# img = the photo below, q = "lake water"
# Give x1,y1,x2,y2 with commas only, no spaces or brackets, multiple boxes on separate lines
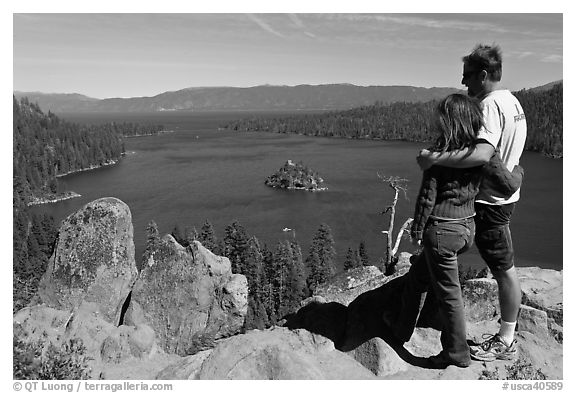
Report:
34,111,563,272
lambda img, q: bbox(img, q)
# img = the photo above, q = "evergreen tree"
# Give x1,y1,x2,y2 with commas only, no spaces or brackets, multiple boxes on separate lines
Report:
305,223,336,292
184,226,198,246
270,240,308,318
285,241,308,309
243,236,270,329
244,237,264,297
142,220,160,265
198,220,218,254
223,221,249,274
272,240,291,317
13,207,57,313
260,245,277,324
170,223,186,246
358,241,370,267
344,247,360,271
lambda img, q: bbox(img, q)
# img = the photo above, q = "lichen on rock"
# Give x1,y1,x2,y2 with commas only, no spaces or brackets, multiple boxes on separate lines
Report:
128,238,248,356
37,197,138,326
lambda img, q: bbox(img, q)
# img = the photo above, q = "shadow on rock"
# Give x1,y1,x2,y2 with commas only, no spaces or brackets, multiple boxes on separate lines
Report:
284,301,348,347
284,271,444,370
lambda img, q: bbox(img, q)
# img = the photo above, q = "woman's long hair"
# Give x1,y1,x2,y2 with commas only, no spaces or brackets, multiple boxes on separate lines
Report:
431,94,484,153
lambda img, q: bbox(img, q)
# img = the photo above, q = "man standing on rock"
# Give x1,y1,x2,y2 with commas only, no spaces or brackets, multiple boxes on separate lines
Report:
416,44,527,362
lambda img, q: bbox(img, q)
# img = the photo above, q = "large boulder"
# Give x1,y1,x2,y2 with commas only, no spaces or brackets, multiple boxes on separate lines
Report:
37,197,138,325
287,260,563,380
156,327,376,379
312,252,412,306
517,304,549,339
128,238,248,356
461,267,563,339
13,305,71,347
13,303,159,379
516,267,563,325
462,278,500,322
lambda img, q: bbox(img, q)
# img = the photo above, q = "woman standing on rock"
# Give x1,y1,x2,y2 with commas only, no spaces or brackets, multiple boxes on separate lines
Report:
407,93,485,368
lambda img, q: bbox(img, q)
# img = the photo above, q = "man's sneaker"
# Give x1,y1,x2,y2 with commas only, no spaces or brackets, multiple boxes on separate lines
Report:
470,334,518,362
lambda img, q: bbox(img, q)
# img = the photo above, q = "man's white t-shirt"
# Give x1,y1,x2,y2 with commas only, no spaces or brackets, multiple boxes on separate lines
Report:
476,89,527,205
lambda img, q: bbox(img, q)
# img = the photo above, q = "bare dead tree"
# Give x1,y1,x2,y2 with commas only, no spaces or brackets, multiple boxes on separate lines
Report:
378,174,412,273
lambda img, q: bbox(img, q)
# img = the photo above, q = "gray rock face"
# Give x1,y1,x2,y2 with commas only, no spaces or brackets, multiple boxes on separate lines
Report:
348,337,409,377
517,267,563,325
518,304,549,339
37,197,138,325
462,268,563,337
288,262,563,379
462,278,500,322
13,302,158,378
156,327,376,380
312,252,412,307
129,238,248,356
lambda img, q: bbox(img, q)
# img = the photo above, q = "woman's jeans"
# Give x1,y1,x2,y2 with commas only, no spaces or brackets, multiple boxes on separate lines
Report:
394,217,474,365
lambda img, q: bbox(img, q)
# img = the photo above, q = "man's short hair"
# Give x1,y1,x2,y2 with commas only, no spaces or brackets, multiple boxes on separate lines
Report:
462,44,503,82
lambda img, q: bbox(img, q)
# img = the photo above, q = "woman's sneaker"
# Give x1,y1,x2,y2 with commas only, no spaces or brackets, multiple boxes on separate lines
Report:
470,334,517,362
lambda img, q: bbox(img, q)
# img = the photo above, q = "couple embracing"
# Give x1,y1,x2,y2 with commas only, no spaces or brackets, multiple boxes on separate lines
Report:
385,44,527,369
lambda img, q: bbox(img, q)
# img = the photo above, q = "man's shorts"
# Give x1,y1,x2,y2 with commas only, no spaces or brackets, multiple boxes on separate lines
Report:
473,203,515,272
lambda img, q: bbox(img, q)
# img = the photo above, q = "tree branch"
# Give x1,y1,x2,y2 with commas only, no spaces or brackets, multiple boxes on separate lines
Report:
392,218,413,256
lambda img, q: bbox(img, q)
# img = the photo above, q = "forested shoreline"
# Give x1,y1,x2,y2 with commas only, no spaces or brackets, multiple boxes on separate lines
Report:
13,97,166,205
225,84,563,158
12,97,165,312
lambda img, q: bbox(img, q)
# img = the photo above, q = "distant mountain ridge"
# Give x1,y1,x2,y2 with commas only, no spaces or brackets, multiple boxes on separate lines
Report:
14,81,561,114
15,84,464,113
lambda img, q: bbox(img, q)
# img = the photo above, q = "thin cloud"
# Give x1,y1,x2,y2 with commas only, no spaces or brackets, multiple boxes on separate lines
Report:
364,14,511,34
246,14,285,38
288,14,305,29
509,50,563,64
541,54,562,63
513,51,536,59
288,13,317,38
314,13,526,35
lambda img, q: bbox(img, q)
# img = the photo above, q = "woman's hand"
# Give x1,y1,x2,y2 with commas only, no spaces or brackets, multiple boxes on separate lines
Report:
410,235,422,248
416,149,437,170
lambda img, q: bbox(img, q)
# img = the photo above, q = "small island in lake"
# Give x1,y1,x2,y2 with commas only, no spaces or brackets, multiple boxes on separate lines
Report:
265,160,327,191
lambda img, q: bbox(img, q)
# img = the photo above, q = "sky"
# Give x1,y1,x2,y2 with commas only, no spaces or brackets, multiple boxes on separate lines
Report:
12,12,563,99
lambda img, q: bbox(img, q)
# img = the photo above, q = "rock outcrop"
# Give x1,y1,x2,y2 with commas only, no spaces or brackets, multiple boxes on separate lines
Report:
516,267,563,325
37,197,138,325
284,261,562,380
312,252,413,306
156,328,376,379
127,238,248,356
14,302,160,378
